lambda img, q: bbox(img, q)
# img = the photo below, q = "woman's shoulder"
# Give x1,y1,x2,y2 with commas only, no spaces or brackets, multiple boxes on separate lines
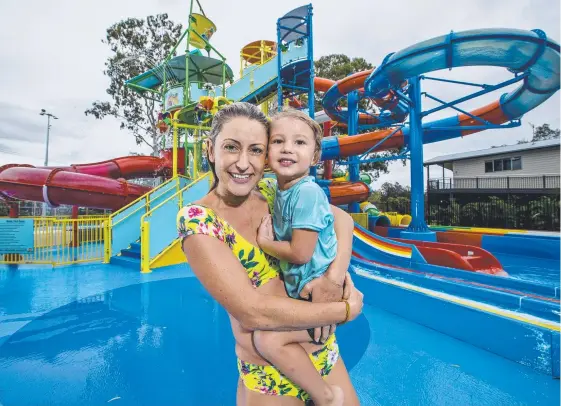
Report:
177,203,221,240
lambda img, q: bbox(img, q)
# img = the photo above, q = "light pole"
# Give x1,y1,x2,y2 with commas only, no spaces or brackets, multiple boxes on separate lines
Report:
40,109,58,216
40,109,58,167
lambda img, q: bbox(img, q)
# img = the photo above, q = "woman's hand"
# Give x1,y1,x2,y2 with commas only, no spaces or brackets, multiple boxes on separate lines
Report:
346,277,364,322
300,271,357,343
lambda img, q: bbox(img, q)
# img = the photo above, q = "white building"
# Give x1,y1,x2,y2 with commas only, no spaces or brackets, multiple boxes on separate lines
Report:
424,138,560,191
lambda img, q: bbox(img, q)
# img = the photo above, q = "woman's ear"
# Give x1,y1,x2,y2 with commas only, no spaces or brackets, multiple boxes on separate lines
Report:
207,139,215,163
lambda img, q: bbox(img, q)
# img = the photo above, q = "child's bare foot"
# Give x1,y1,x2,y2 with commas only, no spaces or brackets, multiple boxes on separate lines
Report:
316,385,344,406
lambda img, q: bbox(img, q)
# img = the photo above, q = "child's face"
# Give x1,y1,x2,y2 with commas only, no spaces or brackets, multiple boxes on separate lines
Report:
268,117,318,185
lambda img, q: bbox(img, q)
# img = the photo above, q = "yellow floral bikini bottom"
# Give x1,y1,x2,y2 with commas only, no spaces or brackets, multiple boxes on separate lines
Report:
237,333,339,402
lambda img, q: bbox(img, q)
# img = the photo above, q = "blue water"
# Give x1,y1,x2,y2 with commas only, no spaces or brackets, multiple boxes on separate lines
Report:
496,253,560,287
0,264,558,405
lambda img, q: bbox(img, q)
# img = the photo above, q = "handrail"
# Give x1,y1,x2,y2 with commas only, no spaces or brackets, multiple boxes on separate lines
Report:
103,175,188,263
139,172,211,273
109,175,188,222
110,175,189,227
143,172,210,220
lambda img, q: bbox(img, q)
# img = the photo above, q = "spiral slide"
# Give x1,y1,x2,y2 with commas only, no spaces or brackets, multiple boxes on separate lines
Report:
316,28,559,275
0,156,171,210
319,29,559,160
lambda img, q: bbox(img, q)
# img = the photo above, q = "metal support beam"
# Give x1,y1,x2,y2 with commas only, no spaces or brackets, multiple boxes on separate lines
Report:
420,71,529,118
406,76,431,235
347,90,360,213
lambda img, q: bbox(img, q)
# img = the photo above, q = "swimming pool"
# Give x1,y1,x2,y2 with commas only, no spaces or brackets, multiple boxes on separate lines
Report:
0,264,558,405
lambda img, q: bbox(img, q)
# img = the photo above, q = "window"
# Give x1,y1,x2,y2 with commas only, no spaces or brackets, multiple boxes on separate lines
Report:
503,158,512,171
484,156,522,173
493,159,503,171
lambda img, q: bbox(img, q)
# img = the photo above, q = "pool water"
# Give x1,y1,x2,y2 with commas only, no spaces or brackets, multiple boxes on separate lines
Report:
496,253,560,286
0,264,559,405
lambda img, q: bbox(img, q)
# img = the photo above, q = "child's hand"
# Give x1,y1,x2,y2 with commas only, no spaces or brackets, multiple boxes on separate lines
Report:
257,215,274,247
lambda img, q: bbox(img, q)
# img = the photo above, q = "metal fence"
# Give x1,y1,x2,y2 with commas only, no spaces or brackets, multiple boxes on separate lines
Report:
427,194,560,231
429,175,560,191
373,192,560,231
0,200,111,217
0,217,108,265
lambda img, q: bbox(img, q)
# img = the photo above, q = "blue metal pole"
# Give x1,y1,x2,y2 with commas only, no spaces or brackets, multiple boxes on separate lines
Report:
404,76,435,241
307,4,315,119
347,90,360,213
307,4,317,178
276,19,283,112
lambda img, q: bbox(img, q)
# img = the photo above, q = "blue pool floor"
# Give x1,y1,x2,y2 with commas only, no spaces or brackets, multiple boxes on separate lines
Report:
0,263,559,405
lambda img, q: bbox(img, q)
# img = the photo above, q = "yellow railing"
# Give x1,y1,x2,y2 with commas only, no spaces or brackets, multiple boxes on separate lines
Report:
140,172,211,273
0,217,108,265
109,176,182,226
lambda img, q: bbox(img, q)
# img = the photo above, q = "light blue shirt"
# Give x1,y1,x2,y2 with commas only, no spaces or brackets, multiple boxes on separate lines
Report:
273,176,337,298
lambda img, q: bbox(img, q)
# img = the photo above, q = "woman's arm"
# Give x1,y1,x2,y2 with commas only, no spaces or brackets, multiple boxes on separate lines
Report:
183,234,362,331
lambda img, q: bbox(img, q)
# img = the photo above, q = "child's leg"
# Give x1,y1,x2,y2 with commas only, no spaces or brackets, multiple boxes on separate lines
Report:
252,329,343,406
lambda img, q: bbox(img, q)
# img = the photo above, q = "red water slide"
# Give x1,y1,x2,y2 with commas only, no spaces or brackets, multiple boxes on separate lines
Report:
0,155,172,210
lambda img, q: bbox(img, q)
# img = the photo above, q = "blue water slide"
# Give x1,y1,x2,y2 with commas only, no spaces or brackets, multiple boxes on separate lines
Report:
364,29,559,140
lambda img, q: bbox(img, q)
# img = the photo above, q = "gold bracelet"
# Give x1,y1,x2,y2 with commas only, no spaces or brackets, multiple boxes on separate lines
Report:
339,300,350,325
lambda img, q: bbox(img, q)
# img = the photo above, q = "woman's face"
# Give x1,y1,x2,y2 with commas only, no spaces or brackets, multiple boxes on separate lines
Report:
208,116,268,198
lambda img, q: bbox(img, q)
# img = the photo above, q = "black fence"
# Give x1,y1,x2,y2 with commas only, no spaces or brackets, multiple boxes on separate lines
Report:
428,193,560,231
374,192,560,231
429,175,560,191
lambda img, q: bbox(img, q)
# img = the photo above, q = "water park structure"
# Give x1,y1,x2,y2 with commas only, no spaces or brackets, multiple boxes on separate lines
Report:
0,2,560,404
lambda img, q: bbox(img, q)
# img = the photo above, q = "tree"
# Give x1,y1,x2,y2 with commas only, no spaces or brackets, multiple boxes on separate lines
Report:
314,54,373,111
379,182,411,200
85,14,183,156
518,123,560,144
313,54,404,178
530,123,560,141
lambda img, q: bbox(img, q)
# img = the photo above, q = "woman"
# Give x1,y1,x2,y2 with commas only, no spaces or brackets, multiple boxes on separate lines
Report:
178,102,363,405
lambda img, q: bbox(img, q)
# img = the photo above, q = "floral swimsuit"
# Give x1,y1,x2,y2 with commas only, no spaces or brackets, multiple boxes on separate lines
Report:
176,178,339,403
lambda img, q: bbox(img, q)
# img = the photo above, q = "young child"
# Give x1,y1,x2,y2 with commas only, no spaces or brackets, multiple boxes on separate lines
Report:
255,109,345,406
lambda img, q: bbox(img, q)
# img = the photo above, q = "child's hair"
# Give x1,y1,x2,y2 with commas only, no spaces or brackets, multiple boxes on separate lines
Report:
270,108,323,157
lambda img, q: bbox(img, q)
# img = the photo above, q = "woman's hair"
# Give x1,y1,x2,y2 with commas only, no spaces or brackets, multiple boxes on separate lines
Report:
270,108,323,156
207,102,269,190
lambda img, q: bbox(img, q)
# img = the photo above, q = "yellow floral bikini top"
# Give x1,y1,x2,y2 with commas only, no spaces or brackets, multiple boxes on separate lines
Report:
176,178,280,288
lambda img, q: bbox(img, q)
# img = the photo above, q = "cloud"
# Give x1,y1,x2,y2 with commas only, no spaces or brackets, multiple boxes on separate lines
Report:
0,142,19,156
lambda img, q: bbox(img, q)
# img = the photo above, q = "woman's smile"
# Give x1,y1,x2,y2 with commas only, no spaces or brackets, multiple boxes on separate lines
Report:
229,172,253,183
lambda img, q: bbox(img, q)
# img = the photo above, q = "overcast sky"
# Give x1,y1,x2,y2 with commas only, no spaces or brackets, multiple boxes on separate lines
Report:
0,0,559,188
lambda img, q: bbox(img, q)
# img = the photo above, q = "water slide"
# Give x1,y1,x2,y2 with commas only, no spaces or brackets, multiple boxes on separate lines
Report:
319,29,560,160
1,29,557,215
0,156,170,210
319,28,559,275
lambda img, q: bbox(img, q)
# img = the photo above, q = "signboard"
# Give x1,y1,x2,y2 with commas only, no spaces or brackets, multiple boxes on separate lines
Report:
0,219,34,254
164,87,184,112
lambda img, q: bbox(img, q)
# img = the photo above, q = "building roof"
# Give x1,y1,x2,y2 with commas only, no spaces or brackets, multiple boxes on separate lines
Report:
424,138,560,166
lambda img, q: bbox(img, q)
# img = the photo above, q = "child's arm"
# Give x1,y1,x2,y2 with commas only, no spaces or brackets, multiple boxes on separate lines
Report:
257,215,318,265
324,205,355,286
